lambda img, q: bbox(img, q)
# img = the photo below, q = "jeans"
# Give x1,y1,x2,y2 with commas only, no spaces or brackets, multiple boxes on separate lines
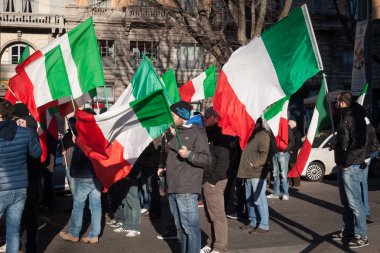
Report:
273,152,290,197
338,165,367,238
245,178,269,230
0,188,27,253
122,178,141,231
169,193,201,253
69,178,102,238
362,162,369,216
202,180,228,253
139,170,160,214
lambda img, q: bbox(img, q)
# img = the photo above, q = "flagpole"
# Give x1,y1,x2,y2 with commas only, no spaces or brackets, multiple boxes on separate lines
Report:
7,87,17,98
70,96,76,113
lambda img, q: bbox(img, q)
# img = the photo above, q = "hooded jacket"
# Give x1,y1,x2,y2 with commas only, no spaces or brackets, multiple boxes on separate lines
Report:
334,102,367,168
166,124,212,194
0,120,42,191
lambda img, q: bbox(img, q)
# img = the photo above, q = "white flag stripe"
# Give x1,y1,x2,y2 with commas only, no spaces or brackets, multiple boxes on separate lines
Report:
191,72,207,102
26,56,51,107
306,107,319,143
224,37,285,121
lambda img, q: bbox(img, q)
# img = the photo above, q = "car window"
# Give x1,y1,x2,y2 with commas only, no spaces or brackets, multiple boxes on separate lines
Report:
323,135,335,149
311,131,334,148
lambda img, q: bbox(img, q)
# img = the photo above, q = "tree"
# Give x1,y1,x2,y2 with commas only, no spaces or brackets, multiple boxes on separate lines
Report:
112,0,293,65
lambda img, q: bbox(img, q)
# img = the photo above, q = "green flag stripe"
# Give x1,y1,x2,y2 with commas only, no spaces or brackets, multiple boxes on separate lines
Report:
68,17,105,93
130,90,173,139
45,46,72,100
18,45,30,64
315,79,329,135
264,95,290,121
162,69,181,103
203,65,216,98
261,6,320,95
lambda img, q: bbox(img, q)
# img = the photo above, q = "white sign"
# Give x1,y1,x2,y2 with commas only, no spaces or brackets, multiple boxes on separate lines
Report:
351,20,368,95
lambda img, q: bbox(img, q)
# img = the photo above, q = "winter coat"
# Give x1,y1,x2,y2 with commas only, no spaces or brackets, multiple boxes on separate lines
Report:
166,124,212,194
237,128,271,179
0,120,42,191
365,123,379,159
334,102,367,168
70,144,97,179
203,124,235,185
289,127,302,164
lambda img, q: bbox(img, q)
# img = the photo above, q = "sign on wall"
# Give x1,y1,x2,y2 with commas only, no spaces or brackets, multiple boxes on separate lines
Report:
351,20,367,95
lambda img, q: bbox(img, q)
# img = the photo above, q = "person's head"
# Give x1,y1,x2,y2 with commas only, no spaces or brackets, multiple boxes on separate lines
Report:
204,106,219,127
13,103,29,119
170,101,191,126
0,100,14,121
336,91,353,109
288,120,297,129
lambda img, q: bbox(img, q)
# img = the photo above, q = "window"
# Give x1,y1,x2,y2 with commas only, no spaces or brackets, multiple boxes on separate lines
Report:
98,40,115,68
4,0,15,12
93,84,114,103
130,41,159,67
9,44,26,64
174,43,203,69
22,0,32,13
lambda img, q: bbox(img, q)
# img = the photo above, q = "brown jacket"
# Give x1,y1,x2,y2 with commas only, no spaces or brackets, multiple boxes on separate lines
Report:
237,128,270,179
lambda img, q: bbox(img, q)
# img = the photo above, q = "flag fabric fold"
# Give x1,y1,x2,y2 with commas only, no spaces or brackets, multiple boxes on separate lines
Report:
264,96,290,151
179,65,216,102
75,89,174,191
162,69,181,103
213,5,321,149
288,78,330,177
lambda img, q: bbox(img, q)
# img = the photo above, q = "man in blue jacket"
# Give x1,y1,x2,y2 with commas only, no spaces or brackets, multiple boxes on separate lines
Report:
0,100,42,253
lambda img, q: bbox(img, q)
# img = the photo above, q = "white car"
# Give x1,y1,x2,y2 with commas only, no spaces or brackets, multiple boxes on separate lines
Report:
301,131,337,181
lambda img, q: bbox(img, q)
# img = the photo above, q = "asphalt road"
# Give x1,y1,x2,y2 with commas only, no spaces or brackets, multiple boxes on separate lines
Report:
15,177,380,253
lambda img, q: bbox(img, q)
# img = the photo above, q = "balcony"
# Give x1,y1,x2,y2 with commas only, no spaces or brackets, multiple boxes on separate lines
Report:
123,6,168,22
311,15,342,30
0,12,65,30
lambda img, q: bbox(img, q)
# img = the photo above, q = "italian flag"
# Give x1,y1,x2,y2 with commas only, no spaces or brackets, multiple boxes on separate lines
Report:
8,17,104,119
264,96,290,151
75,89,174,191
357,83,368,106
288,78,330,177
179,65,216,102
213,5,321,149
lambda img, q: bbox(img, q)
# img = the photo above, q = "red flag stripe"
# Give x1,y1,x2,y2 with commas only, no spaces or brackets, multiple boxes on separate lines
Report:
179,81,196,103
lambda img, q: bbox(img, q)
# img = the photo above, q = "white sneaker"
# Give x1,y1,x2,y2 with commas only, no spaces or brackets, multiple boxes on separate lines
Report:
0,244,6,253
110,221,123,228
125,230,141,237
267,194,279,199
201,245,212,253
113,227,130,233
141,208,148,214
106,219,118,225
282,195,290,200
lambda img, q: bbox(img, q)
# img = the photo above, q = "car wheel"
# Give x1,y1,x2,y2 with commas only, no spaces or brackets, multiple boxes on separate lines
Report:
305,162,325,182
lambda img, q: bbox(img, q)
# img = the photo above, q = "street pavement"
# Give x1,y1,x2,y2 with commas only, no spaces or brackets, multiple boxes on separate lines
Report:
29,177,380,253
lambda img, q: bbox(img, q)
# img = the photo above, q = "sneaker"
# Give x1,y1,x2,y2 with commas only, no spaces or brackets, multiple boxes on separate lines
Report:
0,244,6,253
239,225,254,232
201,245,212,253
125,230,141,237
113,227,130,233
250,228,269,234
141,208,148,214
59,231,79,242
198,200,204,207
81,237,99,244
106,219,118,225
331,231,354,241
267,194,279,199
347,235,369,248
157,230,178,240
226,214,238,219
110,221,123,228
282,195,289,200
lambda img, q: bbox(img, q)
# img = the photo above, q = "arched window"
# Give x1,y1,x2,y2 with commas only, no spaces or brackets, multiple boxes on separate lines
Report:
9,44,26,64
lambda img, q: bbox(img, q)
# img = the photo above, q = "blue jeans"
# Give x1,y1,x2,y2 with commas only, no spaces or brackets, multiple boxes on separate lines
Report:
169,193,201,253
362,162,369,216
122,178,141,232
69,178,102,238
273,152,290,197
338,165,367,238
245,179,269,230
0,188,27,253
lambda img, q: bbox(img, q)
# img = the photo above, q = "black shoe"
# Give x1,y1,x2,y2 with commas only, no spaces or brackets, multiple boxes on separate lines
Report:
347,235,369,248
331,231,354,242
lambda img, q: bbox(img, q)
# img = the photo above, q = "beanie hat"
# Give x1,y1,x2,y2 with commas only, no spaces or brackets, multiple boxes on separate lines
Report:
204,106,219,118
13,103,29,118
170,101,191,120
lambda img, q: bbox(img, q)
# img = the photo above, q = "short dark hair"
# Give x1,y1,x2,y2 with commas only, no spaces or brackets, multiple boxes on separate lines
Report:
0,100,14,120
338,91,353,106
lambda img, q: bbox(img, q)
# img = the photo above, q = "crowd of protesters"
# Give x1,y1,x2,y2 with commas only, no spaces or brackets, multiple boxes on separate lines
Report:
0,91,379,253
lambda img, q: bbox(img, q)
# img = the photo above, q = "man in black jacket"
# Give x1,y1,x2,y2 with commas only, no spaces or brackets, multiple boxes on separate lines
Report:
332,92,368,248
201,107,235,253
166,101,212,253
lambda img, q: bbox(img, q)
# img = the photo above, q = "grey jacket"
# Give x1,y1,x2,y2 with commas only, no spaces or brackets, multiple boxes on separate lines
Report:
166,124,212,194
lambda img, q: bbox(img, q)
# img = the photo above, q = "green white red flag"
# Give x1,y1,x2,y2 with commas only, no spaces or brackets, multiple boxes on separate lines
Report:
264,96,290,151
288,78,330,177
179,65,216,102
213,5,321,149
357,83,368,106
75,89,174,191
